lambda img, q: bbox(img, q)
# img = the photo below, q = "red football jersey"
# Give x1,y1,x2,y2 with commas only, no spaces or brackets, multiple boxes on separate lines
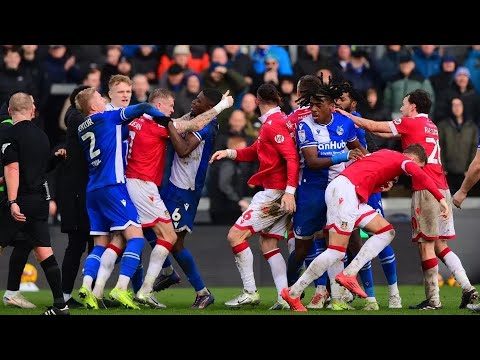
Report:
284,106,311,139
236,107,299,191
126,115,169,186
388,114,449,190
342,149,444,203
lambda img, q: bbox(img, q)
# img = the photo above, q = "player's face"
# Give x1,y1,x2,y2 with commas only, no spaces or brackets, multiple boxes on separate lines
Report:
156,96,175,117
191,92,211,115
91,91,107,113
400,96,414,117
109,82,132,108
335,93,354,112
310,97,334,124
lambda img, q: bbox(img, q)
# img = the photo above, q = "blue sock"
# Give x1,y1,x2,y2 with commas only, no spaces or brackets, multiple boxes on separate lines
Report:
131,258,144,293
83,245,106,280
359,261,375,298
143,228,157,249
287,251,304,286
379,245,397,285
162,255,172,268
173,249,204,292
119,238,144,278
306,239,328,287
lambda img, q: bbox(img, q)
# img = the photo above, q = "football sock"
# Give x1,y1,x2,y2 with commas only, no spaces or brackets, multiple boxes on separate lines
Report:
232,242,256,292
173,248,204,292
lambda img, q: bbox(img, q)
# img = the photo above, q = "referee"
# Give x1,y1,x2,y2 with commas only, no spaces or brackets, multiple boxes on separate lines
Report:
1,92,69,315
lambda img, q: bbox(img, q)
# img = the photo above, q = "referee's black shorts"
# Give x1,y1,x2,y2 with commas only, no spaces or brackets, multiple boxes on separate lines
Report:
1,193,51,248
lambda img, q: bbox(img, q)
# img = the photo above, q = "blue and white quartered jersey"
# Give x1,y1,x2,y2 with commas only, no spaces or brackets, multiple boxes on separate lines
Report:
352,111,367,148
106,103,130,166
296,112,357,188
169,118,218,193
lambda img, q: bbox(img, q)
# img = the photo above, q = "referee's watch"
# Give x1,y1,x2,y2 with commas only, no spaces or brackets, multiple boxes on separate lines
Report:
7,199,17,207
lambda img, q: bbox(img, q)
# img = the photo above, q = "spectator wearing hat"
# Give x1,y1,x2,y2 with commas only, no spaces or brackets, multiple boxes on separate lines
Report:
437,97,478,194
383,54,435,119
250,52,283,95
412,45,442,79
157,45,210,79
435,66,480,125
130,45,159,84
463,45,480,93
430,56,457,98
159,63,186,95
202,47,247,132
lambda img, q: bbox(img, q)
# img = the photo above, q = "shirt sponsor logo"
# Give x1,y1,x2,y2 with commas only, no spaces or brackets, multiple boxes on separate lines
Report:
274,135,285,143
318,140,346,150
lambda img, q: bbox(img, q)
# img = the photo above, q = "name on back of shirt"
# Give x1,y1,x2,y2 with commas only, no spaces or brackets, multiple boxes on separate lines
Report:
425,126,438,135
78,118,94,132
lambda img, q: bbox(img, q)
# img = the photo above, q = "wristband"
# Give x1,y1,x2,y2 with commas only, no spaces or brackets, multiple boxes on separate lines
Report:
7,199,17,207
285,186,296,195
331,151,350,165
226,149,237,159
213,98,229,114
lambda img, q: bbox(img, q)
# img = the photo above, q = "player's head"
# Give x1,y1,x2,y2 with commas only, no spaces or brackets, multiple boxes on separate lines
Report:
8,92,35,120
70,85,90,107
108,74,132,108
403,143,428,167
335,86,361,113
76,88,106,116
297,75,321,98
297,75,351,124
149,88,175,117
191,88,222,116
401,89,432,117
256,83,282,108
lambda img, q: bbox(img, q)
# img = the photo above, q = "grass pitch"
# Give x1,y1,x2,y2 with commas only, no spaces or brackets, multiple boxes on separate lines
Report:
1,285,478,315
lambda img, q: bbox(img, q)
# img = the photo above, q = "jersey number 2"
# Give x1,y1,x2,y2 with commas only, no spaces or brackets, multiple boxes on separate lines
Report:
426,137,442,165
81,132,101,159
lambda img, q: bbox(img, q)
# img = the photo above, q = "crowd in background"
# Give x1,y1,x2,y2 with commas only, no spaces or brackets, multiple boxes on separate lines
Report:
2,44,480,223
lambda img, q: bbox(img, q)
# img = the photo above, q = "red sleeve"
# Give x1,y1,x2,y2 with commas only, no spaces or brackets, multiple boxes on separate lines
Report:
390,117,412,136
404,161,444,201
236,140,259,162
265,122,299,189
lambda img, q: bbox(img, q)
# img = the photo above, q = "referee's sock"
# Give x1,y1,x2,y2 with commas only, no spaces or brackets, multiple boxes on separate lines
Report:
41,255,66,308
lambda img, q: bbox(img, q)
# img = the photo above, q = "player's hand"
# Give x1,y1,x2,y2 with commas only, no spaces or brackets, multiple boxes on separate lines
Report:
55,148,67,159
238,199,250,212
209,150,228,163
381,181,394,192
452,190,467,209
335,108,351,118
11,203,26,222
281,193,296,214
214,94,234,113
153,116,172,127
348,148,364,161
439,198,450,219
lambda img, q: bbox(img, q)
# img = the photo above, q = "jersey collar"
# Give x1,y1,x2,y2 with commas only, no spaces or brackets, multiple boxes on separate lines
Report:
259,106,281,124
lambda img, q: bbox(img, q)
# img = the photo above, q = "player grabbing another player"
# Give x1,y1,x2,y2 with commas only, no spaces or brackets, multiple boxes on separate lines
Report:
281,144,449,311
210,83,299,308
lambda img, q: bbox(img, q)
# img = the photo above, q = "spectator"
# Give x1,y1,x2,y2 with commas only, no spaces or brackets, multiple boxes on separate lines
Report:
438,97,478,194
69,45,105,77
224,45,253,77
130,73,150,105
100,45,123,94
330,45,352,75
343,49,380,97
173,73,202,118
430,56,457,98
293,45,331,83
250,53,282,95
375,45,409,86
279,76,296,114
159,63,186,94
157,45,209,79
412,45,442,79
463,45,480,93
251,45,293,76
240,92,261,139
116,56,134,78
130,45,159,84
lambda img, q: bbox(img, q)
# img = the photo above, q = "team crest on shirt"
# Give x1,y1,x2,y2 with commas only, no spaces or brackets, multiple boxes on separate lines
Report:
298,130,306,143
393,118,402,125
336,126,344,136
340,221,348,230
274,135,285,143
295,226,302,235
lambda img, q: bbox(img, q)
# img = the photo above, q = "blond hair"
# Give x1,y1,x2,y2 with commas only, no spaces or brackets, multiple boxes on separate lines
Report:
108,74,132,89
75,87,97,116
148,88,175,104
9,92,34,114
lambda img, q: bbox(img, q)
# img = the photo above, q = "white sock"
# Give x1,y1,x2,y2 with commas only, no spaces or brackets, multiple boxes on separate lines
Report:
93,248,118,298
442,251,472,291
140,244,170,294
290,248,345,298
287,237,295,255
82,275,94,290
234,245,256,292
5,290,19,298
116,275,131,290
366,296,377,302
197,287,209,296
327,259,344,300
160,265,174,276
388,283,399,297
423,265,440,306
264,249,287,295
344,228,394,276
63,293,72,302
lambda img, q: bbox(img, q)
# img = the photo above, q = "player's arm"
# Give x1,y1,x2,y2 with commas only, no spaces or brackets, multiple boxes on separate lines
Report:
167,122,201,158
453,150,480,208
172,94,234,134
1,140,26,222
371,131,399,139
346,138,368,155
336,108,392,134
121,103,167,124
404,161,449,218
210,140,259,163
